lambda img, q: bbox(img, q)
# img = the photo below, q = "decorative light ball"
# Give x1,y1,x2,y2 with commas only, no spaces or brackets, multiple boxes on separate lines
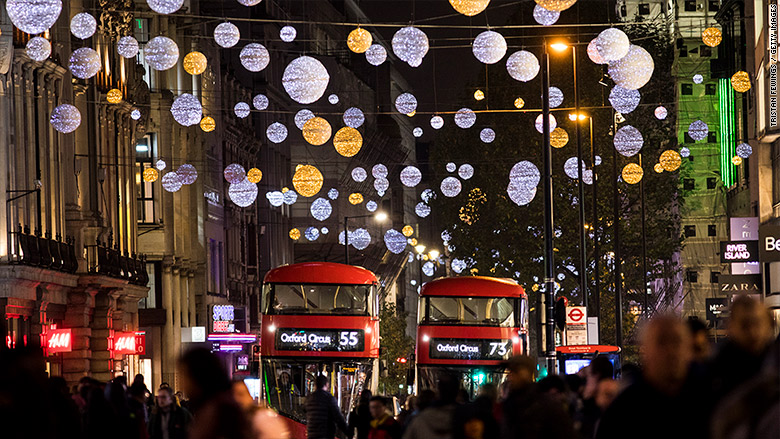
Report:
237,0,262,5
693,74,704,84
595,28,630,62
347,27,372,53
431,115,444,129
328,189,339,200
131,109,142,120
564,157,586,179
507,182,536,206
289,228,301,241
6,0,62,35
608,45,654,90
398,226,413,238
736,143,752,158
621,163,643,184
416,202,431,218
374,178,390,195
400,166,422,187
480,128,495,143
170,93,202,127
535,114,557,133
385,229,408,254
680,147,691,158
144,36,179,71
282,56,330,104
474,90,485,100
472,30,507,64
349,193,364,205
224,164,246,184
253,94,269,111
702,27,722,47
293,109,314,129
333,127,363,157
731,71,751,93
655,106,667,120
422,261,436,277
732,156,743,166
506,50,540,82
266,122,288,143
654,163,664,173
321,227,329,235
328,94,339,105
68,47,101,79
161,172,182,192
302,117,332,145
117,36,139,58
365,44,387,66
614,125,644,157
455,108,477,129
280,25,297,42
547,86,564,108
351,228,371,250
372,164,388,179
441,177,462,197
688,120,708,141
240,43,270,72
595,156,602,166
146,0,183,14
550,127,569,148
459,164,475,180
352,167,367,182
343,107,365,128
449,0,491,15
587,38,606,64
200,116,215,132
659,150,682,172
26,37,51,61
451,258,467,273
609,86,641,113
514,97,525,109
395,93,418,114
283,190,298,205
392,26,429,67
214,22,240,48
143,168,159,182
510,161,541,190
233,102,250,119
266,191,284,207
182,51,207,75
534,0,577,12
366,201,378,212
413,127,423,137
49,104,81,133
292,165,323,197
246,168,263,184
533,5,560,25
305,227,320,241
310,197,332,221
156,160,166,171
177,164,197,185
70,12,96,39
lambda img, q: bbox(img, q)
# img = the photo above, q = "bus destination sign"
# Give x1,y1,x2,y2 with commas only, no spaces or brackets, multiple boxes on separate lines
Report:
275,328,365,352
429,338,513,361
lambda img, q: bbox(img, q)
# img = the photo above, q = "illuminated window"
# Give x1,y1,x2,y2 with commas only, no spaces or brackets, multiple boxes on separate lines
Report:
135,134,157,224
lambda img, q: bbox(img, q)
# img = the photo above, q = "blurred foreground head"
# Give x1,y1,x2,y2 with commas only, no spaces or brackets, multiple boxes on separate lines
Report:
727,295,774,356
178,348,231,408
639,315,692,393
505,355,537,390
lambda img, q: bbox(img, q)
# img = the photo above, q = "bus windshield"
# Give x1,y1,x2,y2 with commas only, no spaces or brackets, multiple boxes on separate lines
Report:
423,296,517,326
266,284,371,315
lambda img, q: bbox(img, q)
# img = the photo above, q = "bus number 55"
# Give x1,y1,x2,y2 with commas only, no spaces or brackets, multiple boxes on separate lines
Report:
489,341,508,356
340,331,359,346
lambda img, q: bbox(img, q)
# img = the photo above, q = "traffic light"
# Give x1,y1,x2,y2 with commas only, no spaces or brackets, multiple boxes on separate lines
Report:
472,370,486,385
555,296,567,331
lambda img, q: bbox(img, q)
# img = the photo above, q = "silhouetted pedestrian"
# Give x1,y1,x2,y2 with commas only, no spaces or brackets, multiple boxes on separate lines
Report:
368,396,401,439
349,389,373,439
305,375,349,439
403,373,459,439
148,387,191,439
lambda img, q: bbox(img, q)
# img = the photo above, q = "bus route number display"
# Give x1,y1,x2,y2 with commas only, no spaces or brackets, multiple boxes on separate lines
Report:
275,328,365,352
429,338,513,361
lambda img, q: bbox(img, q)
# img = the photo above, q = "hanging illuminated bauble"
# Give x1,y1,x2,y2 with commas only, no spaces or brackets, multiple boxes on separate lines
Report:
147,0,183,14
455,108,477,129
117,36,139,58
234,102,251,119
507,182,536,206
365,44,387,66
614,125,644,157
514,97,525,109
680,147,690,158
451,258,467,273
26,37,51,61
510,161,541,190
321,227,329,235
621,163,643,184
400,166,422,187
659,150,682,172
480,128,495,143
237,0,262,5
373,164,388,179
283,190,298,205
282,56,330,104
655,106,667,120
343,107,365,128
506,50,540,82
328,94,339,105
547,86,564,108
224,163,246,184
431,115,444,129
177,164,197,185
347,27,372,53
69,48,101,79
472,30,507,64
534,114,557,133
459,164,475,180
304,227,320,241
328,188,339,200
534,0,577,12
266,191,284,207
349,193,364,205
310,197,332,221
352,167,367,182
214,22,240,48
280,25,297,42
736,143,752,158
422,261,436,277
156,160,166,171
474,90,485,101
446,162,457,173
351,228,371,250
392,26,429,67
441,177,462,197
416,202,431,217
105,88,122,104
240,43,270,72
731,71,751,93
266,122,288,143
288,228,301,241
384,229,407,254
654,163,664,173
533,5,560,25
253,94,269,110
246,168,263,184
6,0,62,35
50,104,81,133
688,120,708,141
374,178,390,196
143,168,159,182
292,165,323,197
144,36,179,71
333,127,363,157
449,0,490,15
183,51,207,75
70,12,96,39
395,93,417,114
564,157,586,179
550,127,569,148
609,86,641,113
587,38,606,64
702,27,722,47
413,127,423,137
294,109,315,129
170,93,202,127
608,45,654,90
302,117,332,145
595,28,630,62
161,172,182,192
732,155,743,166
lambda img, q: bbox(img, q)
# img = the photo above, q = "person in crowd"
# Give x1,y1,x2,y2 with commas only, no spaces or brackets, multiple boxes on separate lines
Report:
368,396,402,439
395,395,416,429
349,389,374,439
232,380,290,439
47,376,82,439
580,356,614,439
402,373,459,439
453,383,499,439
595,315,708,439
130,374,152,422
687,317,711,364
305,374,350,439
148,387,191,439
276,371,299,414
174,391,190,411
178,348,251,439
127,381,150,438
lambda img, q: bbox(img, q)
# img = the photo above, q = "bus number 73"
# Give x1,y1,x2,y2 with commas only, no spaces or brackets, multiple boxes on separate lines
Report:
489,341,508,356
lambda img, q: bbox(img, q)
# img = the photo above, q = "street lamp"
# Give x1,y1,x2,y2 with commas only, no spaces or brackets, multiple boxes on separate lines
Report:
344,211,387,265
540,41,556,372
415,244,427,291
428,249,440,261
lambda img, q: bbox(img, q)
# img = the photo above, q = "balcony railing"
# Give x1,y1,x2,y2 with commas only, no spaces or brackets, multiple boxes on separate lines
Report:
85,239,149,286
7,225,78,274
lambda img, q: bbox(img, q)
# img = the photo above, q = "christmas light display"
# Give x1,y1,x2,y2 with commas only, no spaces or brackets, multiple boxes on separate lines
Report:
170,94,202,127
282,56,330,104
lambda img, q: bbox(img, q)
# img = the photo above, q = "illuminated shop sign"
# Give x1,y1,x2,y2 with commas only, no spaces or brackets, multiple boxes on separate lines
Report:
46,329,72,354
719,241,759,263
113,332,146,355
211,304,235,333
428,338,513,361
275,328,365,352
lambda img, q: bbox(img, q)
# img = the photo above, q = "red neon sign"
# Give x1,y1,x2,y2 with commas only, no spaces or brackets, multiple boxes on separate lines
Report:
46,329,72,354
113,332,146,355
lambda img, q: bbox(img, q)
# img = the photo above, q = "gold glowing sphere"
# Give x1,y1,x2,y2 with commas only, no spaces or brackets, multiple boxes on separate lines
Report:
200,116,216,132
292,165,324,197
701,27,722,48
410,238,418,246
302,117,332,146
474,90,485,101
622,163,643,184
514,97,525,109
333,127,363,157
731,71,751,93
143,168,159,182
654,163,664,173
534,0,577,12
407,110,416,117
348,193,364,205
106,88,122,104
449,0,491,16
659,150,682,172
282,186,290,193
550,127,569,148
183,51,207,75
289,228,301,240
247,168,263,183
732,155,743,166
347,27,372,53
402,225,414,237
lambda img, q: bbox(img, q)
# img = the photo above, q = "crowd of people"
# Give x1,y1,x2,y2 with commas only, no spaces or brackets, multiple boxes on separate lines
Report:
1,295,777,439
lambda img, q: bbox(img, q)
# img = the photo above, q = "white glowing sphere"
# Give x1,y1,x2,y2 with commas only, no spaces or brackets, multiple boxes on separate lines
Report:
373,164,388,179
283,190,298,205
693,74,703,84
240,43,270,72
587,38,606,64
459,164,475,180
328,94,339,105
608,45,654,90
26,37,51,61
415,202,431,218
161,172,182,193
548,86,564,108
294,109,315,129
253,94,269,110
343,107,365,128
413,127,423,137
237,0,262,5
321,227,329,234
310,197,332,221
480,128,495,143
70,12,96,39
266,122,288,143
472,30,507,64
614,125,644,157
506,50,540,82
117,36,139,58
234,102,251,118
69,47,101,79
374,178,389,195
352,167,367,182
6,0,62,35
422,189,436,202
423,261,435,277
510,161,540,190
365,44,387,66
280,26,297,42
366,200,378,212
305,227,320,241
441,177,462,197
214,22,240,48
736,143,752,158
431,115,444,129
224,163,246,184
170,93,202,127
328,188,339,200
451,258,467,273
49,104,81,133
144,36,179,71
395,93,418,114
655,106,667,120
266,191,284,207
455,108,477,128
595,28,630,62
282,56,330,104
535,114,557,133
446,162,457,173
564,157,586,179
609,86,641,113
392,26,429,67
400,166,423,187
229,178,259,207
177,164,198,185
146,0,183,14
155,160,166,171
533,5,560,25
688,120,709,141
131,109,142,120
507,182,536,206
384,229,407,254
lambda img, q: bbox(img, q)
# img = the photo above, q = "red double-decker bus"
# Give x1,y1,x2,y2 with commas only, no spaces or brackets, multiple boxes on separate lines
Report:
260,262,380,437
415,276,529,399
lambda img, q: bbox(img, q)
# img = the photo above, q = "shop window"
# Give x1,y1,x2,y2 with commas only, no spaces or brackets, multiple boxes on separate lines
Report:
139,262,162,309
708,225,717,236
136,134,157,224
684,225,697,237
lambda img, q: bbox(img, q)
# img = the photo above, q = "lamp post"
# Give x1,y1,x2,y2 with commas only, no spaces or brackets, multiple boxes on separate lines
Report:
415,244,426,289
540,42,556,372
344,211,387,265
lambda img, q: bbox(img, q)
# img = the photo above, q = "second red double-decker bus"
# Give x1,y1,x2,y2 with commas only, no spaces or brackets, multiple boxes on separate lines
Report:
260,262,380,438
415,276,528,399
